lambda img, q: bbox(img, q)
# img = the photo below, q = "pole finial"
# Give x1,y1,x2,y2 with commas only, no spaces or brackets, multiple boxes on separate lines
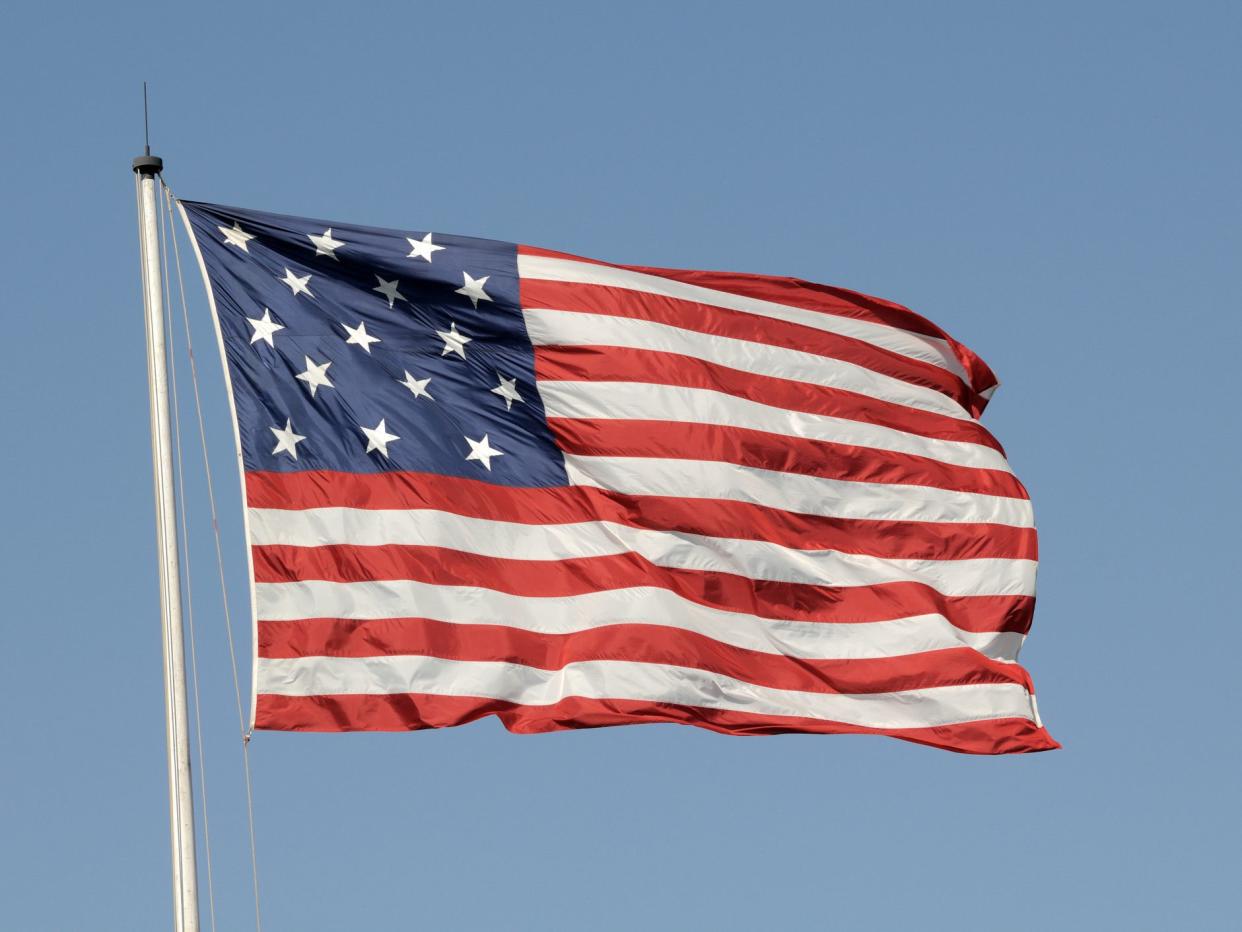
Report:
133,81,163,175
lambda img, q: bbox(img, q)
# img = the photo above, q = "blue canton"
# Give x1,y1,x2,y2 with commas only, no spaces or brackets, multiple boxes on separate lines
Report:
180,201,568,488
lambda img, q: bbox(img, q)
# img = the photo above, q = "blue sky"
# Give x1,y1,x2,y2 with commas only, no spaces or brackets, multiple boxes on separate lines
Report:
1,2,1237,929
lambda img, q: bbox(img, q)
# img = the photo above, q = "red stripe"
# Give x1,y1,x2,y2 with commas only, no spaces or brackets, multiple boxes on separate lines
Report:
520,244,947,340
255,691,1057,754
258,617,1032,694
549,418,1028,500
244,471,1039,562
521,277,976,411
623,266,997,412
253,544,1034,632
517,244,999,411
533,344,1004,452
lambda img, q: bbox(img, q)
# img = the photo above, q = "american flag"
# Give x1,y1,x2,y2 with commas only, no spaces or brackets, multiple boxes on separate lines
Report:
179,200,1055,755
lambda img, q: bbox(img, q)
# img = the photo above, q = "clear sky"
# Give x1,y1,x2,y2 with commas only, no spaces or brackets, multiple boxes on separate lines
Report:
1,2,1237,929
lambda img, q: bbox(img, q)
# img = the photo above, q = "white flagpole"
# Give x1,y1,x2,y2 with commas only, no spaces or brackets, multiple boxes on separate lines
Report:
134,131,200,930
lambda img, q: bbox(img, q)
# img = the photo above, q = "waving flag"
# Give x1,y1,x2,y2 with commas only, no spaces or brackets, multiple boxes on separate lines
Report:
179,200,1055,754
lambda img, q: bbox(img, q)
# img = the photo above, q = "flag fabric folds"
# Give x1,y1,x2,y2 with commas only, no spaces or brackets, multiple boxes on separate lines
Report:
179,200,1056,754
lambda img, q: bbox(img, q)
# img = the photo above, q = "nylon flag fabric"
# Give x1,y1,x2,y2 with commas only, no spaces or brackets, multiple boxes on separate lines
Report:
179,199,1056,754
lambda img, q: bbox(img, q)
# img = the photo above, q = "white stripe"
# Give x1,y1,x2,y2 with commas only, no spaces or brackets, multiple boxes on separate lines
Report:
539,380,1010,473
562,455,1035,528
258,654,1036,730
255,579,1025,662
524,308,972,421
518,253,973,386
250,507,1036,597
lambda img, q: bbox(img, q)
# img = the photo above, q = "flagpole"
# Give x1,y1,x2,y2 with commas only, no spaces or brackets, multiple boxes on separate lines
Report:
134,142,200,932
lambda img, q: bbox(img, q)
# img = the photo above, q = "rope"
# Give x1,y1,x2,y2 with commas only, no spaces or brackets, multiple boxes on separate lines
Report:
163,179,264,932
159,182,219,932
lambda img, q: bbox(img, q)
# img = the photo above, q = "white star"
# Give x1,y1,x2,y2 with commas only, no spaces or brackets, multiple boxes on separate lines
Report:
437,321,471,359
246,308,284,346
491,374,524,411
308,228,344,259
270,419,305,459
372,275,406,308
398,371,433,400
280,267,313,298
464,434,503,471
295,356,333,397
343,320,381,353
219,222,255,252
456,272,491,308
361,418,400,457
406,232,445,262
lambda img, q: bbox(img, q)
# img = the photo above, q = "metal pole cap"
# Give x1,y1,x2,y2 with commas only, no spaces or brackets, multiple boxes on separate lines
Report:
133,154,164,175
